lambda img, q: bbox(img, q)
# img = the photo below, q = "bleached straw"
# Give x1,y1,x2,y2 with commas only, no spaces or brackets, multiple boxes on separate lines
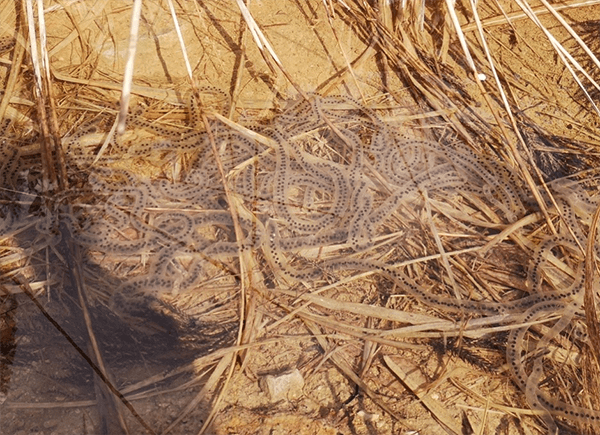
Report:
165,0,195,86
117,0,143,135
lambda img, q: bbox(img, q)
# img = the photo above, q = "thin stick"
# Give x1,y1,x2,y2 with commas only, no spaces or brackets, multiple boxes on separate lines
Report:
165,3,251,432
117,0,142,135
228,4,248,119
444,0,477,74
165,0,194,82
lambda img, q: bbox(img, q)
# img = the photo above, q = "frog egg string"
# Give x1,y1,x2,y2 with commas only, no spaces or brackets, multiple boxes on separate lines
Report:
2,92,600,431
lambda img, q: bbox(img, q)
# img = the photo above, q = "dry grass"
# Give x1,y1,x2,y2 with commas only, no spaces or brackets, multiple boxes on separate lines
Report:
2,1,600,435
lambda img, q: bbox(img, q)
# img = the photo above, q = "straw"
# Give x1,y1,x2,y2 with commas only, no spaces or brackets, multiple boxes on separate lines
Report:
116,0,142,135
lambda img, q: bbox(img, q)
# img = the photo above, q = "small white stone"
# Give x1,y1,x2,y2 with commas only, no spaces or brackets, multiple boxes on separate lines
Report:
260,368,305,402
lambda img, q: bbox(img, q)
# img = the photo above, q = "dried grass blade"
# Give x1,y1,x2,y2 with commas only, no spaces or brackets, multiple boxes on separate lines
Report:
162,355,233,435
424,195,461,300
479,213,542,256
166,0,194,83
165,3,262,427
167,0,254,374
24,0,56,189
450,377,535,416
321,1,365,101
538,0,600,71
52,70,178,102
384,355,462,435
116,0,142,135
512,0,600,116
0,21,25,123
228,10,248,119
234,0,307,99
296,310,425,349
47,0,110,57
467,0,557,234
192,120,248,434
288,290,452,327
444,0,477,74
302,317,406,422
462,0,600,31
66,233,128,433
36,0,67,189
